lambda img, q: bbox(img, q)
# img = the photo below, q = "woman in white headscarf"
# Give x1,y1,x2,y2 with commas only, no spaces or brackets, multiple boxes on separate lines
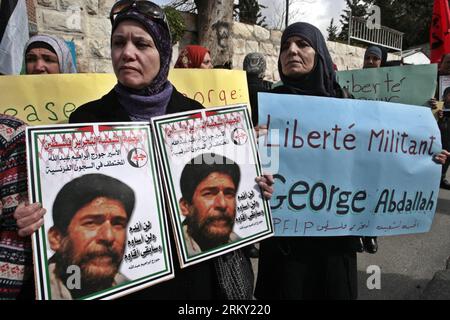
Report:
24,34,77,74
1,34,77,300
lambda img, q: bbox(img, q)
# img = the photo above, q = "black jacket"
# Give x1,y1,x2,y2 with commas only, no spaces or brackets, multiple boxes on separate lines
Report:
246,74,273,126
70,88,218,300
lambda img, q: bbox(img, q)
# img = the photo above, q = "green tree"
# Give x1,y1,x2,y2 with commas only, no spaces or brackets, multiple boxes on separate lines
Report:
163,6,186,44
171,0,268,27
234,0,267,28
327,18,339,41
338,0,369,41
365,0,433,48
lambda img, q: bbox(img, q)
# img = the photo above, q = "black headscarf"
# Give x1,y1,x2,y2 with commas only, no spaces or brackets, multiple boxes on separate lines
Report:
278,22,338,97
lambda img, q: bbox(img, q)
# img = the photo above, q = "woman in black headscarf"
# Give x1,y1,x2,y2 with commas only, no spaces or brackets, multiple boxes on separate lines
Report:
255,22,448,300
254,22,360,300
273,22,346,97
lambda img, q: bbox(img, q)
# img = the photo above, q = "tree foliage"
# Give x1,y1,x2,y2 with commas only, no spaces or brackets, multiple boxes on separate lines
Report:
169,0,268,27
168,0,196,12
338,0,369,41
163,6,186,44
234,0,267,28
365,0,433,48
337,0,434,48
327,18,339,41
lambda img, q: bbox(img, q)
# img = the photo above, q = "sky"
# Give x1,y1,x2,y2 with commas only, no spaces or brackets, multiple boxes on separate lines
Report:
258,0,347,35
154,0,348,36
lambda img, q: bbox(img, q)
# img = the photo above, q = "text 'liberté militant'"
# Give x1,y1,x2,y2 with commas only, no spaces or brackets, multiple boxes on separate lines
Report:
264,115,437,156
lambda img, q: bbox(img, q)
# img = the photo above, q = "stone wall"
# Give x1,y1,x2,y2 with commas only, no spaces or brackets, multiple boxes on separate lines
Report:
32,4,399,78
34,0,116,73
231,22,281,81
230,22,280,81
231,21,400,82
33,1,194,73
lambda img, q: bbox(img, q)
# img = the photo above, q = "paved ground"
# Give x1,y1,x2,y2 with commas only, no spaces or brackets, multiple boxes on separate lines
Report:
357,187,450,300
251,184,450,300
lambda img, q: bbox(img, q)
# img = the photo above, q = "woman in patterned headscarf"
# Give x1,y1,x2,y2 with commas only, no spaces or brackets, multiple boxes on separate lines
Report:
16,1,273,300
68,3,212,299
68,0,272,300
1,34,77,300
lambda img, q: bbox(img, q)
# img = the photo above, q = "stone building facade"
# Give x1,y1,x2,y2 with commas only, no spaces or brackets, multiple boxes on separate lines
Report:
230,22,399,81
30,0,116,73
27,1,399,80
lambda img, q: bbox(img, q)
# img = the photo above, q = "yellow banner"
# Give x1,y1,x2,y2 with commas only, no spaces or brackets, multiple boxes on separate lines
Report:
0,70,249,125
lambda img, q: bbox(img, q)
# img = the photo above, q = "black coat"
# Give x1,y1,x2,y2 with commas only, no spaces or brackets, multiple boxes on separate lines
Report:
70,88,218,300
255,84,359,300
246,74,273,126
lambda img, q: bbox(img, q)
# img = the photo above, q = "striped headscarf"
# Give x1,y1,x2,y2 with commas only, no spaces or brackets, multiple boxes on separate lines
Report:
24,34,77,73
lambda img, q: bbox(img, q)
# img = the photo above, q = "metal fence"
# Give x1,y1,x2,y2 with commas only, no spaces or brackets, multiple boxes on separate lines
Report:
349,16,404,53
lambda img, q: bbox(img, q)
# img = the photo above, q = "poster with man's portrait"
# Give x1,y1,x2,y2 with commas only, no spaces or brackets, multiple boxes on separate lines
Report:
26,123,174,300
152,105,274,268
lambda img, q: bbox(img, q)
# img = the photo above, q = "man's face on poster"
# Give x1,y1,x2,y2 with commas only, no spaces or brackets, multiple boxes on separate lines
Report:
181,172,237,246
49,197,128,284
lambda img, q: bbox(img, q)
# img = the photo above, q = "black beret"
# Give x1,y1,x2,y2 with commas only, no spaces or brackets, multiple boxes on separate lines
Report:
180,153,240,204
52,174,135,233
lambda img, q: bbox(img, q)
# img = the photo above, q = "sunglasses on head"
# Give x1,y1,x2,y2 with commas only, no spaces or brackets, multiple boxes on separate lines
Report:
110,0,167,25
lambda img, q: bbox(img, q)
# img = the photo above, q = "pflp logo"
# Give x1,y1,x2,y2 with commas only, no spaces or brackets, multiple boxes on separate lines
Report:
231,128,248,145
127,148,148,168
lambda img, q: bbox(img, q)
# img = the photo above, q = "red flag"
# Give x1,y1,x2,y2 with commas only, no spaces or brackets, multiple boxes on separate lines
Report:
431,0,450,63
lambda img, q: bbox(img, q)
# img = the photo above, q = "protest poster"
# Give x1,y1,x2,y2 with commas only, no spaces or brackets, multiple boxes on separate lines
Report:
439,75,450,100
26,123,173,300
152,105,273,268
336,64,437,106
258,92,442,237
0,70,250,126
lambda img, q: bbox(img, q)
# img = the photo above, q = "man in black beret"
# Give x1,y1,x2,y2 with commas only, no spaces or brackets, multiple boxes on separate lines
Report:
179,153,241,257
47,173,135,299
